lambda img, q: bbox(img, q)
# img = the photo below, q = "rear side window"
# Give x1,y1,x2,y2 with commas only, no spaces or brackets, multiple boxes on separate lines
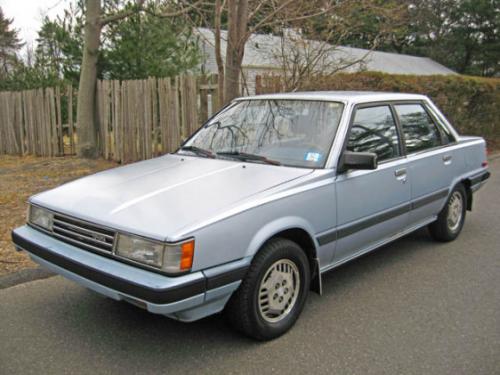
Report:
347,105,401,162
394,104,442,153
425,105,455,144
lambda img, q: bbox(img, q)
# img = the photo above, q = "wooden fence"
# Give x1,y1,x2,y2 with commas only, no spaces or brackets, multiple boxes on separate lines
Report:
255,74,286,95
0,75,219,163
0,87,67,157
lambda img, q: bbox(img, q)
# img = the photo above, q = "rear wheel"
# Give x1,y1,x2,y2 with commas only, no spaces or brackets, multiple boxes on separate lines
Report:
225,238,310,340
428,184,467,242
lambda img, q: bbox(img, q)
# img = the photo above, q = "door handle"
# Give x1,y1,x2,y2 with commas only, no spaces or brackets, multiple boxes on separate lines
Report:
394,168,407,177
443,155,452,164
394,168,407,183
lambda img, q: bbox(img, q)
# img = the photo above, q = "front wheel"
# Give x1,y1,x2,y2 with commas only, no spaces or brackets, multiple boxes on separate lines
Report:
428,184,467,242
225,238,310,340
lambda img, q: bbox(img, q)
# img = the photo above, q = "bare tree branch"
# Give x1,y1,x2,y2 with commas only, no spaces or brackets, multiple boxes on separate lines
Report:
245,0,295,39
143,0,206,19
271,25,377,91
100,0,145,26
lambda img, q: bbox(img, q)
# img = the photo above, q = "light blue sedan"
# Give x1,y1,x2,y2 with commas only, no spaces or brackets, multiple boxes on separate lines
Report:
12,92,490,340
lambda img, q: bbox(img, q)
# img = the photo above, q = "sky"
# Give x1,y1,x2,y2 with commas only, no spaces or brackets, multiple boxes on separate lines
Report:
1,0,69,50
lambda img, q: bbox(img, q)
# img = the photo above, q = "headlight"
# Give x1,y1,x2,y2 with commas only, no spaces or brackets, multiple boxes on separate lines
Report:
29,205,53,231
115,234,194,273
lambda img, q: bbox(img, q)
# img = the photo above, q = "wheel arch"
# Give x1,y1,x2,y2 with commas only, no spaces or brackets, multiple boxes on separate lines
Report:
245,217,321,294
447,175,473,212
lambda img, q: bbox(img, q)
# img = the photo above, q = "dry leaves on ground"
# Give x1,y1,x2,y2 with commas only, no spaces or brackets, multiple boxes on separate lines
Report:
0,155,117,277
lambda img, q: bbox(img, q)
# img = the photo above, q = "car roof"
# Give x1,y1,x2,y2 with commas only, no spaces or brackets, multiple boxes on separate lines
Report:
236,91,428,104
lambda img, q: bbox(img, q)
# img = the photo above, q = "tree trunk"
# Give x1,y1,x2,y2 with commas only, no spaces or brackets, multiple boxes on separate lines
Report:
76,0,102,158
224,43,240,102
224,0,248,103
214,0,225,106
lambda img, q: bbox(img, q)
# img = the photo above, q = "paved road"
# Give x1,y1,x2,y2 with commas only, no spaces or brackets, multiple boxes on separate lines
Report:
1,159,499,375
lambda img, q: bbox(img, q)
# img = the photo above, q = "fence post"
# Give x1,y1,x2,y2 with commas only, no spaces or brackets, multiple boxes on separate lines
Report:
255,74,262,95
15,92,24,155
67,85,75,155
150,77,158,157
0,93,6,154
199,75,208,124
55,86,63,155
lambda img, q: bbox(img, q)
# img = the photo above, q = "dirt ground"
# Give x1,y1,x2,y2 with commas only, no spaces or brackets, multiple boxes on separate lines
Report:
0,156,117,277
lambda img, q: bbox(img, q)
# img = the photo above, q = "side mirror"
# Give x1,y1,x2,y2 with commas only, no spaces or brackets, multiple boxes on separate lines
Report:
339,151,378,172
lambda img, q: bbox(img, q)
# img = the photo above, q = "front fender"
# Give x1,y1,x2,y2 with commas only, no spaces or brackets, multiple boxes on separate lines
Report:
244,216,318,258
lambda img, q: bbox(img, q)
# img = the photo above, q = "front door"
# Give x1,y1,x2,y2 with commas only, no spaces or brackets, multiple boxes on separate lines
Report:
333,104,411,264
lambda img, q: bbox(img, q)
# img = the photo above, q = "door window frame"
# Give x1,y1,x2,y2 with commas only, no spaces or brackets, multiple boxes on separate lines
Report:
392,101,456,156
337,100,457,172
422,103,457,145
338,101,406,171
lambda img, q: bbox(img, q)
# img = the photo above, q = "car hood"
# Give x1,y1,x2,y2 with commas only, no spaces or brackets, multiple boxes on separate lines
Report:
31,154,312,240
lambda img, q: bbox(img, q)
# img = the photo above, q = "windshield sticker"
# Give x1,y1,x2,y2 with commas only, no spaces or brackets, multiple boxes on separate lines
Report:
305,152,322,162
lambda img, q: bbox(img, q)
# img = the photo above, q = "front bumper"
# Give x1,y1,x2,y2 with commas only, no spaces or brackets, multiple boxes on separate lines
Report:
12,225,249,322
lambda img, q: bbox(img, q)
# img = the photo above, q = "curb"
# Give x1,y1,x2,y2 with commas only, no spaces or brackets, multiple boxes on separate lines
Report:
0,267,54,290
489,152,500,161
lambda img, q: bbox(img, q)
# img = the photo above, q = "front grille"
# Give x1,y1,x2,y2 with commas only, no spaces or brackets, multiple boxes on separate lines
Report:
51,213,116,254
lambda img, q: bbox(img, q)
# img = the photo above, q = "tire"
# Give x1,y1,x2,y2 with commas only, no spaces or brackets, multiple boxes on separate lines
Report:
428,183,467,242
225,238,310,341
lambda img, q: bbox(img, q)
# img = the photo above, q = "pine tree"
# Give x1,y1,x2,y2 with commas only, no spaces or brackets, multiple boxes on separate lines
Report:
0,6,23,77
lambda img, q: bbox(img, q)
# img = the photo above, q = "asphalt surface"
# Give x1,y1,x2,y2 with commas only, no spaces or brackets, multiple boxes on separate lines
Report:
1,159,499,375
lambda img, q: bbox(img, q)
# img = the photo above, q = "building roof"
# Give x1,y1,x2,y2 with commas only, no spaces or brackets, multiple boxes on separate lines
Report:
195,28,456,76
236,91,428,104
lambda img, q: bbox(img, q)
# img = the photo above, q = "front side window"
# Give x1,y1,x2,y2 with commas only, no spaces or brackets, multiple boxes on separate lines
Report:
181,100,344,168
347,105,401,162
395,104,442,153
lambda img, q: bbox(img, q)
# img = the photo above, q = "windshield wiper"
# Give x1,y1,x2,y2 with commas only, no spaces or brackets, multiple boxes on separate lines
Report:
217,151,281,166
179,145,215,158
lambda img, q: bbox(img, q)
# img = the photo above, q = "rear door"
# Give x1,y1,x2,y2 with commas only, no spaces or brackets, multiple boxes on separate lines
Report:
393,102,457,225
332,104,411,264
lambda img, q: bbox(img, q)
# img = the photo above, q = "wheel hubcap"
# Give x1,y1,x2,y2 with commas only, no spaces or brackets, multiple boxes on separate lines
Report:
447,191,463,232
258,259,300,323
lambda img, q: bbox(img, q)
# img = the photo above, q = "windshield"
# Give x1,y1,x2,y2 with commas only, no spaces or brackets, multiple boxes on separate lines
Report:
180,99,344,168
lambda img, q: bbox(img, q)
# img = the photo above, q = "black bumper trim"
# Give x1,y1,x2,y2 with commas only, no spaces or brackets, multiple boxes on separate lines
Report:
12,231,245,305
205,265,248,290
469,170,490,186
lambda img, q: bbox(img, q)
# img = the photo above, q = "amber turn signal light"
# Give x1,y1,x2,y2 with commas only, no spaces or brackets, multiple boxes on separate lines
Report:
180,240,195,270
